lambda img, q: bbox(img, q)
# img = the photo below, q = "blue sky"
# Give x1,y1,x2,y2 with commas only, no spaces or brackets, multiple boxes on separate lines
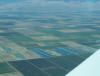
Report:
0,0,23,5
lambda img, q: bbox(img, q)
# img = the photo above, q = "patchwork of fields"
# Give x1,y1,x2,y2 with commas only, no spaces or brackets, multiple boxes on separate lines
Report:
0,0,100,76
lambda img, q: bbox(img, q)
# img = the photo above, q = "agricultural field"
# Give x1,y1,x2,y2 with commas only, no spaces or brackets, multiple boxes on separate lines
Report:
0,0,100,76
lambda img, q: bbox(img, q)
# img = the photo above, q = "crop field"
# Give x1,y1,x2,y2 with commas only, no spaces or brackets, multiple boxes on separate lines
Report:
0,0,100,76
